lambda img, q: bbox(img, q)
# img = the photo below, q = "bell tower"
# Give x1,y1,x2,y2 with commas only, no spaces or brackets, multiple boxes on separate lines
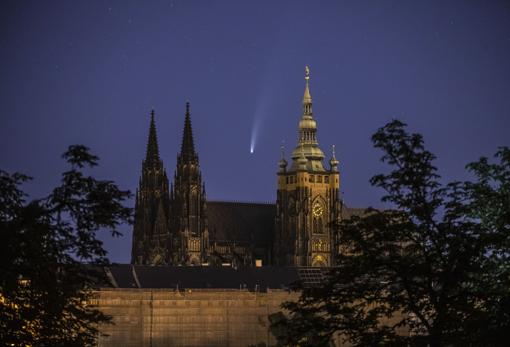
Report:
131,110,171,265
274,67,341,267
170,102,209,265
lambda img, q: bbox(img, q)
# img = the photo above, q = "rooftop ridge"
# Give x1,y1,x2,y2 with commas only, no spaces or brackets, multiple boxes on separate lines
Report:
207,199,275,206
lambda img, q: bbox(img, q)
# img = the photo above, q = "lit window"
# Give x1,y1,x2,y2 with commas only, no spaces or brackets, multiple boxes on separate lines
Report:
310,175,315,183
317,176,322,183
325,176,329,183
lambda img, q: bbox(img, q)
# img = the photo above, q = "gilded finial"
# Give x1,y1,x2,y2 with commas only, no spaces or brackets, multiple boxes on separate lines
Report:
302,66,312,110
278,141,288,170
330,144,339,171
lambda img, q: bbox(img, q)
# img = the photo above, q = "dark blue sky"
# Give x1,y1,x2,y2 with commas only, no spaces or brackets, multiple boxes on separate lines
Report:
1,1,509,263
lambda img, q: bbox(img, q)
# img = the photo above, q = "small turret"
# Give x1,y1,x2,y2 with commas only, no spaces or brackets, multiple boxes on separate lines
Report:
329,144,339,172
297,143,308,170
278,144,288,172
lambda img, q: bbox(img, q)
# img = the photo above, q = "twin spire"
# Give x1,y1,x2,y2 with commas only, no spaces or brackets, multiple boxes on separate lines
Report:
145,110,160,164
144,67,336,173
144,102,197,166
180,102,197,162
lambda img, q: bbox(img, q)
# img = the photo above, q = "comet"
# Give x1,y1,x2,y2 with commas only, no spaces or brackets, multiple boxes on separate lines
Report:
249,107,262,155
249,69,276,154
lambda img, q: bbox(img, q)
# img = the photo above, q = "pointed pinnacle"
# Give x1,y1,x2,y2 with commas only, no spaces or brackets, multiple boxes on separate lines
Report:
146,109,160,163
180,102,196,161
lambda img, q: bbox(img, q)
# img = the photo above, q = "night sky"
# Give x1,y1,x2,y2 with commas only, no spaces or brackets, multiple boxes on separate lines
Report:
1,1,509,263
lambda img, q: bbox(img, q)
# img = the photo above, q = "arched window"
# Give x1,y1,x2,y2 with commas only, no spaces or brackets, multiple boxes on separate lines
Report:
313,217,323,234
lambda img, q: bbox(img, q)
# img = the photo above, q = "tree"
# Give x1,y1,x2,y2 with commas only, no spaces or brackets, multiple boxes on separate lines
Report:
270,120,510,346
0,145,132,347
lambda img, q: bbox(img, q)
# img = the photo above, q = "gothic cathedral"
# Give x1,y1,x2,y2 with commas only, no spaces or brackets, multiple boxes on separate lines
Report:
132,67,344,267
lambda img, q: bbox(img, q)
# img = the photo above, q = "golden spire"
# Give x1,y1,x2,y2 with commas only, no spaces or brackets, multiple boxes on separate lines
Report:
302,65,312,114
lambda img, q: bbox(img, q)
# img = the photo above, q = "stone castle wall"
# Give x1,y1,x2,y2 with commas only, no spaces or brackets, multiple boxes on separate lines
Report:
93,288,298,347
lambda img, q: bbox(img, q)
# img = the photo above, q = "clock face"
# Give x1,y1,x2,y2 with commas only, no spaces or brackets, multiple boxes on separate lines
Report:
312,202,323,217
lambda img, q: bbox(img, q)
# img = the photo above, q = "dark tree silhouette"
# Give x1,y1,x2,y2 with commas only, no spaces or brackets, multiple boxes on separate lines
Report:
270,120,510,346
0,145,132,347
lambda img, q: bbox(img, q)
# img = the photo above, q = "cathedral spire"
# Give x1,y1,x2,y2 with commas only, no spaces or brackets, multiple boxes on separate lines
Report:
132,109,171,266
172,101,208,265
290,66,324,170
179,102,197,162
302,65,313,116
145,110,160,164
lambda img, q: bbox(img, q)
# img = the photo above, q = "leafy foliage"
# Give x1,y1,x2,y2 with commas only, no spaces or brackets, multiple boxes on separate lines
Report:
0,145,132,347
270,121,510,346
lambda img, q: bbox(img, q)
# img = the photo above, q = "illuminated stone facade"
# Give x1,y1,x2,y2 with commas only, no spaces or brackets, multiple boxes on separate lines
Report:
95,288,297,347
274,67,341,266
95,266,309,347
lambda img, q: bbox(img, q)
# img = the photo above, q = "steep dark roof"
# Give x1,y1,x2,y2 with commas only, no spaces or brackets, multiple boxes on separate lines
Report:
207,201,276,246
105,265,304,291
206,201,366,246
